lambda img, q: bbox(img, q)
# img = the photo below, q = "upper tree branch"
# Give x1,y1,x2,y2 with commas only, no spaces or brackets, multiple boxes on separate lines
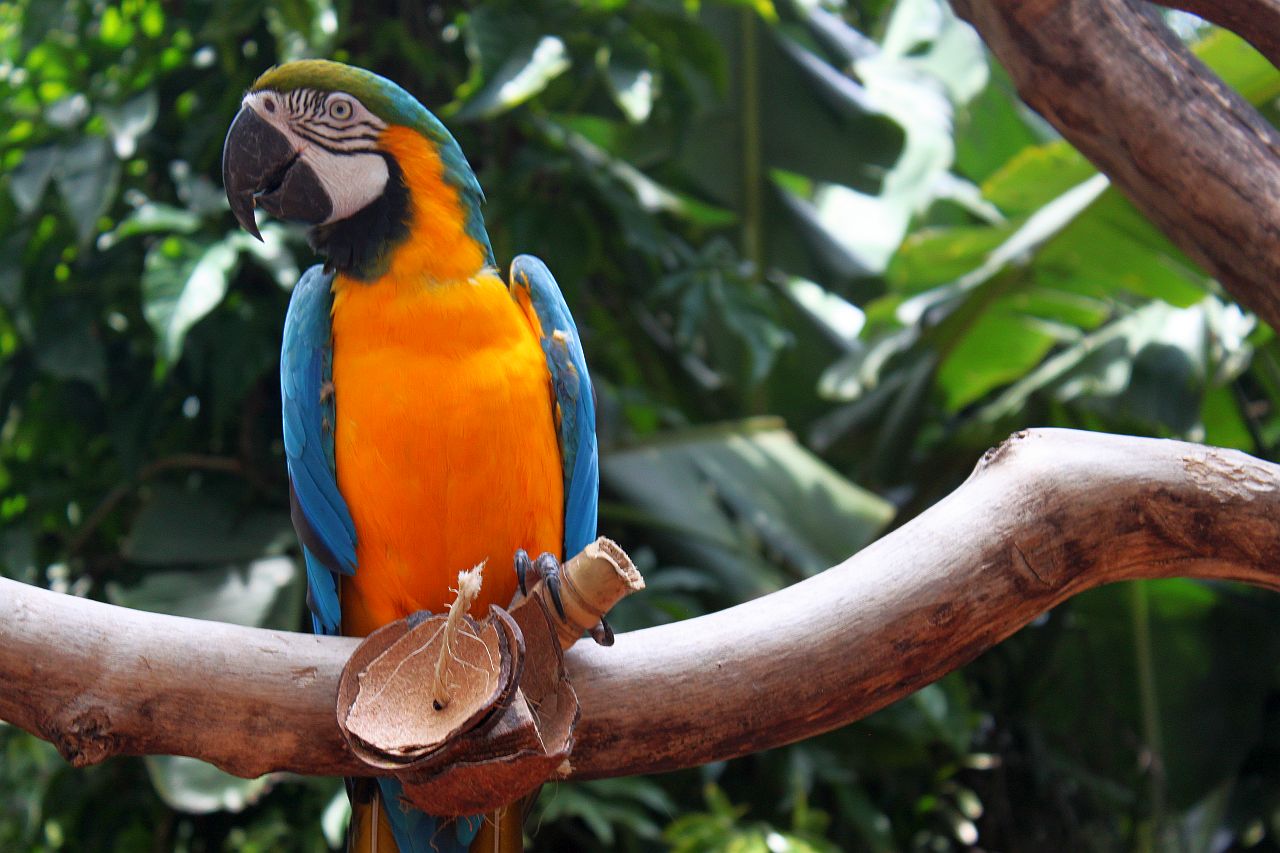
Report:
2,429,1279,789
950,0,1280,331
1146,0,1280,67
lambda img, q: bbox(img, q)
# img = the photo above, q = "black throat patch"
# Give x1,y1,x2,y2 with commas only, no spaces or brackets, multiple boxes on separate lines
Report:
307,153,411,281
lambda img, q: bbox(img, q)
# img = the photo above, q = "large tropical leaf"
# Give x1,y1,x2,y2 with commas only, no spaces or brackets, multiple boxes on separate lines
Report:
604,418,894,596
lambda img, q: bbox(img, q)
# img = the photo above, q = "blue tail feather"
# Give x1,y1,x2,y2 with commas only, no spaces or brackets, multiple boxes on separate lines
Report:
378,779,483,853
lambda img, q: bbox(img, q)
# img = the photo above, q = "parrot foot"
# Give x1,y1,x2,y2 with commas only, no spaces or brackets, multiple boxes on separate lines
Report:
513,550,615,646
514,549,533,597
405,608,434,628
589,616,614,647
514,548,565,619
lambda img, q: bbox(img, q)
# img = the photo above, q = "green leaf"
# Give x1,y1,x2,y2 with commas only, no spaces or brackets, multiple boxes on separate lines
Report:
545,119,736,226
33,300,106,389
98,5,134,47
1031,581,1280,810
45,93,90,128
453,35,570,121
681,6,903,225
1038,189,1209,308
1200,384,1253,450
8,145,59,215
937,301,1056,411
784,276,865,346
1195,28,1280,106
773,30,880,123
321,786,351,847
107,557,300,627
123,483,294,566
720,0,778,20
981,142,1095,217
142,236,238,363
892,173,1107,327
96,201,201,250
975,174,1110,278
2,523,36,583
603,53,659,124
263,0,338,61
462,7,538,81
763,1,990,280
772,179,881,281
762,29,904,194
98,89,158,158
880,0,987,104
953,65,1041,182
53,137,120,244
1176,779,1235,853
604,419,894,592
144,756,272,815
537,778,675,844
976,298,1238,431
169,159,229,216
886,222,1016,294
235,222,301,290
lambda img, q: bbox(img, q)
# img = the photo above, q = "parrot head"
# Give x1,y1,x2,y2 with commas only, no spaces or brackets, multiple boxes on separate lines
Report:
222,59,491,279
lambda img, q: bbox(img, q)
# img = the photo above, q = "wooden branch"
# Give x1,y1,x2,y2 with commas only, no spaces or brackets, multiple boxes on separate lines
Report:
2,430,1279,785
949,0,1280,332
1145,0,1280,68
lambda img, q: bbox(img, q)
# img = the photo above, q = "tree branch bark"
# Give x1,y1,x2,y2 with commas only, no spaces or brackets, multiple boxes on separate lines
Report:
949,0,1280,332
2,430,1278,787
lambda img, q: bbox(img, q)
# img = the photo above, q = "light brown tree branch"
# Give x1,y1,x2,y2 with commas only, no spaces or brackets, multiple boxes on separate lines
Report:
950,0,1280,332
2,429,1278,796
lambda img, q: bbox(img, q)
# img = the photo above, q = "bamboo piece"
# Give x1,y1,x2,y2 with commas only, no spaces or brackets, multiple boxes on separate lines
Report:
532,538,644,650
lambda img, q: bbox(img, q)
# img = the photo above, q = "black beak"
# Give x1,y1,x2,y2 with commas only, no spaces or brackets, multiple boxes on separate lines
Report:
222,105,332,241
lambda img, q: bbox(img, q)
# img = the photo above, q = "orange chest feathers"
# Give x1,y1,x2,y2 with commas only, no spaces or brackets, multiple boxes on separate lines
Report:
329,272,565,637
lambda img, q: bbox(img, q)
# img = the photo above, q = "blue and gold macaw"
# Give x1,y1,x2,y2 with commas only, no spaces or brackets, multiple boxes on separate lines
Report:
221,60,598,853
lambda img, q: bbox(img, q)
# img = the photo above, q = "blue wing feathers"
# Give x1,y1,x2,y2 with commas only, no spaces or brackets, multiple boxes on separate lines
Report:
282,265,358,637
302,548,340,635
510,255,599,558
564,430,599,557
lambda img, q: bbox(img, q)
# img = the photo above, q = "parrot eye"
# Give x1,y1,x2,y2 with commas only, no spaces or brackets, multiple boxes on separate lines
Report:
328,98,353,120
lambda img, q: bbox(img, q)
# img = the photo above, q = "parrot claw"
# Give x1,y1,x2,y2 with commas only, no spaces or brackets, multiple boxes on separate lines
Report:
514,548,533,597
405,608,434,628
535,552,566,620
589,616,614,646
513,549,566,620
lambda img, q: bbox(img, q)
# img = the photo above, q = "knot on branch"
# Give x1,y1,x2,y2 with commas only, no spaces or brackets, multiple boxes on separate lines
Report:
50,706,116,767
976,429,1031,473
335,538,643,815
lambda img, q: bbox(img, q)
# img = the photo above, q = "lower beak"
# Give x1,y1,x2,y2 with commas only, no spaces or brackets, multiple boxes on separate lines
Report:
222,105,332,240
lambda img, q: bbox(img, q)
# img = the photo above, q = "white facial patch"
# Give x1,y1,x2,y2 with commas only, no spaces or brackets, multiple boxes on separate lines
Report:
241,89,391,224
301,147,389,223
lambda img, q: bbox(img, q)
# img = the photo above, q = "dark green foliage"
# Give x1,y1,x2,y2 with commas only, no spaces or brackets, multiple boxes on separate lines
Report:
2,1,1280,850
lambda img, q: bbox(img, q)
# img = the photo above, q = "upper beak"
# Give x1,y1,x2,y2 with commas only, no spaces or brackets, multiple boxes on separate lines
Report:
222,105,332,241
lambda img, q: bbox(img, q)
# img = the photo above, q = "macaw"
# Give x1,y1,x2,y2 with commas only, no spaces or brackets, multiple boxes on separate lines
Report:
221,60,598,853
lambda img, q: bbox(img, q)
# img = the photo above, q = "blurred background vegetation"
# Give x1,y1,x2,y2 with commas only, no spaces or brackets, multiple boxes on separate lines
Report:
2,0,1280,850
